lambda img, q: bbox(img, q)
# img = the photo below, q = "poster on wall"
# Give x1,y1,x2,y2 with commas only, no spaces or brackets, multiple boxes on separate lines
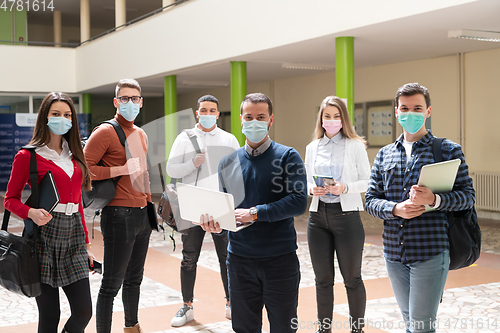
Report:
0,114,91,191
367,106,393,147
0,114,37,191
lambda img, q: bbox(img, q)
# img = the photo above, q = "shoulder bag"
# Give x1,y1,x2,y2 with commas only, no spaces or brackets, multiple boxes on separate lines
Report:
0,146,42,297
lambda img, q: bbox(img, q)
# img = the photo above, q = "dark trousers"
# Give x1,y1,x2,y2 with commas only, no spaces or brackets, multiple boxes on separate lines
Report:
307,202,366,330
96,206,151,333
36,279,92,333
181,225,229,302
227,252,300,333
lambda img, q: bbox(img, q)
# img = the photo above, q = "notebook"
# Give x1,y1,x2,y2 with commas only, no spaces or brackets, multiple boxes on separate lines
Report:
25,171,60,214
176,183,253,232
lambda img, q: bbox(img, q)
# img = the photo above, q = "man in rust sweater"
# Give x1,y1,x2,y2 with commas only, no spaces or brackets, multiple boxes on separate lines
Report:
84,78,151,333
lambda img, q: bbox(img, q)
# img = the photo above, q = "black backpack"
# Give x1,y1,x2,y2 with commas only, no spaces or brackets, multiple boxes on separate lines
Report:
432,138,481,270
82,119,126,210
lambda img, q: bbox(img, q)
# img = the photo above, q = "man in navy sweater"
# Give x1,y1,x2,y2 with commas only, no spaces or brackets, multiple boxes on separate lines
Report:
200,93,307,333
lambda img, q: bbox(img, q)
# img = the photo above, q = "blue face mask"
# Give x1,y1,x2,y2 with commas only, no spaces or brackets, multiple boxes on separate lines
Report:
119,101,140,122
397,111,425,134
47,117,72,135
242,119,269,143
199,115,217,129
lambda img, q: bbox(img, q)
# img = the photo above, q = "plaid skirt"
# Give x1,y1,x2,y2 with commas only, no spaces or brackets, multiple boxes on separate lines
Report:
36,212,89,288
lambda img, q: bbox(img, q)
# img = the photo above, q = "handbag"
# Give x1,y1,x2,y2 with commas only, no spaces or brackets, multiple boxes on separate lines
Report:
82,119,126,210
0,147,42,297
432,138,481,270
157,130,201,234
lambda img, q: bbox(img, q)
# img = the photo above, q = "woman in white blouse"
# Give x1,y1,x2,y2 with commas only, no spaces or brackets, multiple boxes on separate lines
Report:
304,96,371,333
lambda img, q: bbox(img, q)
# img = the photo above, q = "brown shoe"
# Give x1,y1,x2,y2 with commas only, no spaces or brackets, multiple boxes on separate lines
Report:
123,323,143,333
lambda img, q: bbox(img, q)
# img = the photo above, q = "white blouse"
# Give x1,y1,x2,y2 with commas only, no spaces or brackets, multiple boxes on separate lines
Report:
35,139,74,178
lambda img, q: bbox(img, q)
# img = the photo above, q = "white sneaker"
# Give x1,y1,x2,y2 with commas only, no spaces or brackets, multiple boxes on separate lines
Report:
171,304,194,327
225,305,231,320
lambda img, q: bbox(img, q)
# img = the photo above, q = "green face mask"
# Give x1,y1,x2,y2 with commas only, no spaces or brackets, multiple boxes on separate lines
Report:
397,111,425,134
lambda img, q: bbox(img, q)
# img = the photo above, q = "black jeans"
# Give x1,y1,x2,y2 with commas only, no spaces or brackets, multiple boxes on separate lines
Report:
96,206,151,333
181,225,229,303
307,202,366,330
227,251,300,333
36,279,92,333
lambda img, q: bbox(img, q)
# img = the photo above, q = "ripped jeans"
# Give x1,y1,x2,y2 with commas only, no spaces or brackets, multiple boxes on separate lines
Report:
180,225,229,303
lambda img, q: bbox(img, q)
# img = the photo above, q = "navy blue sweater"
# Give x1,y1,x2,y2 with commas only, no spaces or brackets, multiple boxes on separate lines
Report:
218,141,307,257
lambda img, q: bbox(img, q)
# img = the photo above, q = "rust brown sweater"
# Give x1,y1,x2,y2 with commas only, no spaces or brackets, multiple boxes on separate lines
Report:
84,113,151,207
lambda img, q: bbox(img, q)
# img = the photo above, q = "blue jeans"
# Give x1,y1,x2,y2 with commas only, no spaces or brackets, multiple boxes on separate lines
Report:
385,250,449,333
227,252,300,333
96,206,151,333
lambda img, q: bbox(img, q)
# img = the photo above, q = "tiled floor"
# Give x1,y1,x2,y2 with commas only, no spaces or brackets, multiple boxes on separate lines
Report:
1,196,499,333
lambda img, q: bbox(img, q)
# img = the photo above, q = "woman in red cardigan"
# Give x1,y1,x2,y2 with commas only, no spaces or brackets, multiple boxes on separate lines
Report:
4,92,94,333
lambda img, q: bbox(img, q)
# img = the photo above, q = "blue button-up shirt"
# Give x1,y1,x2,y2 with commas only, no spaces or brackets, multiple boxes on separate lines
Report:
365,131,475,264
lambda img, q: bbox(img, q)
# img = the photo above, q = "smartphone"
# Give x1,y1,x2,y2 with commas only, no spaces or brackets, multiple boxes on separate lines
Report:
323,178,337,186
88,258,102,274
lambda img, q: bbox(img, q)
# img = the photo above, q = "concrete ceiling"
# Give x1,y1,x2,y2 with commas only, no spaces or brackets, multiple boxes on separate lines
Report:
27,0,500,97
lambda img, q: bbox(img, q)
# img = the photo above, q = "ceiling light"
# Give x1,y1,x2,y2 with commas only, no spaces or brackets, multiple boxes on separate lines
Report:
448,29,500,43
180,80,229,87
282,62,334,70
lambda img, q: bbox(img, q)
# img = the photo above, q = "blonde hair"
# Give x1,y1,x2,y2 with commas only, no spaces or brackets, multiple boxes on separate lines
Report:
313,96,366,147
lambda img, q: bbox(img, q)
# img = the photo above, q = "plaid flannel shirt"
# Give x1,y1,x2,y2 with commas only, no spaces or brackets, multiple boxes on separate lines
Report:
365,131,475,264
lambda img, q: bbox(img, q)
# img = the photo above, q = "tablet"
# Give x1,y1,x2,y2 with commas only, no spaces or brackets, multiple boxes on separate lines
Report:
418,158,461,193
176,183,252,232
418,158,461,212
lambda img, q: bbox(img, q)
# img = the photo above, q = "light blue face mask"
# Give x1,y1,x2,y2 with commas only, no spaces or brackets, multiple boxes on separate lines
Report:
242,119,269,143
119,101,140,122
397,111,425,134
47,117,72,135
199,115,217,129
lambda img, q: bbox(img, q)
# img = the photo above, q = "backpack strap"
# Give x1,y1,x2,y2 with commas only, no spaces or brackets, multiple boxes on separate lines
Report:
100,119,128,184
102,119,126,147
432,137,445,163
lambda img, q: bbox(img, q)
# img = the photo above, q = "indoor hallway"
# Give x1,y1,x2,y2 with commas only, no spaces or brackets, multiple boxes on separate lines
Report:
1,195,499,333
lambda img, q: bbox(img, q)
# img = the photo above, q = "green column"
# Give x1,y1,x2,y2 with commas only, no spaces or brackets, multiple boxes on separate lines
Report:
230,61,247,145
336,37,355,124
164,75,177,182
0,11,11,44
14,9,27,45
82,93,91,114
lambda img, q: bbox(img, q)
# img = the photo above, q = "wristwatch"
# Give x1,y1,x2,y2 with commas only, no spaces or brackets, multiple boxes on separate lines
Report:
249,207,258,221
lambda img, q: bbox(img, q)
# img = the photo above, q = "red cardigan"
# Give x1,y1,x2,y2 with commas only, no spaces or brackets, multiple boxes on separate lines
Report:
4,149,89,244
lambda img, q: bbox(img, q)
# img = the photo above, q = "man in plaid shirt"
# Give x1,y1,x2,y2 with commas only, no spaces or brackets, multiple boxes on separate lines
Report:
365,83,475,333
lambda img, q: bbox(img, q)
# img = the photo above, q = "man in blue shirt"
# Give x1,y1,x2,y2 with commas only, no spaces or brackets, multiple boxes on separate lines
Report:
365,83,475,333
200,93,308,333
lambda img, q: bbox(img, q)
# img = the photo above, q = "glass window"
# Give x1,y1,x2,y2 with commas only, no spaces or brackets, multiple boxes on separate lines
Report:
0,96,30,114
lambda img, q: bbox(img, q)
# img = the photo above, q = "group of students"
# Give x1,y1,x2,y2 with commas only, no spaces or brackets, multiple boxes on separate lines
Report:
3,79,474,333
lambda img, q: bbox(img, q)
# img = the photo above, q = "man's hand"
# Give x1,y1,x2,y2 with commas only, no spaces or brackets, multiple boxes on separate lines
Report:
311,186,327,197
27,208,52,226
235,208,254,223
409,185,435,206
324,183,345,196
193,152,205,168
392,199,426,219
199,214,222,233
125,157,141,175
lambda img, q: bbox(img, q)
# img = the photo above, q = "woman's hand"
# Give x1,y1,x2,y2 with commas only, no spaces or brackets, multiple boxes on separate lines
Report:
324,183,345,196
311,186,327,197
27,208,52,226
87,247,97,274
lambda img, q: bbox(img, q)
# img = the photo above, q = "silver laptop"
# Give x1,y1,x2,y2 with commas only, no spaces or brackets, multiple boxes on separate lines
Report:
176,183,253,232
